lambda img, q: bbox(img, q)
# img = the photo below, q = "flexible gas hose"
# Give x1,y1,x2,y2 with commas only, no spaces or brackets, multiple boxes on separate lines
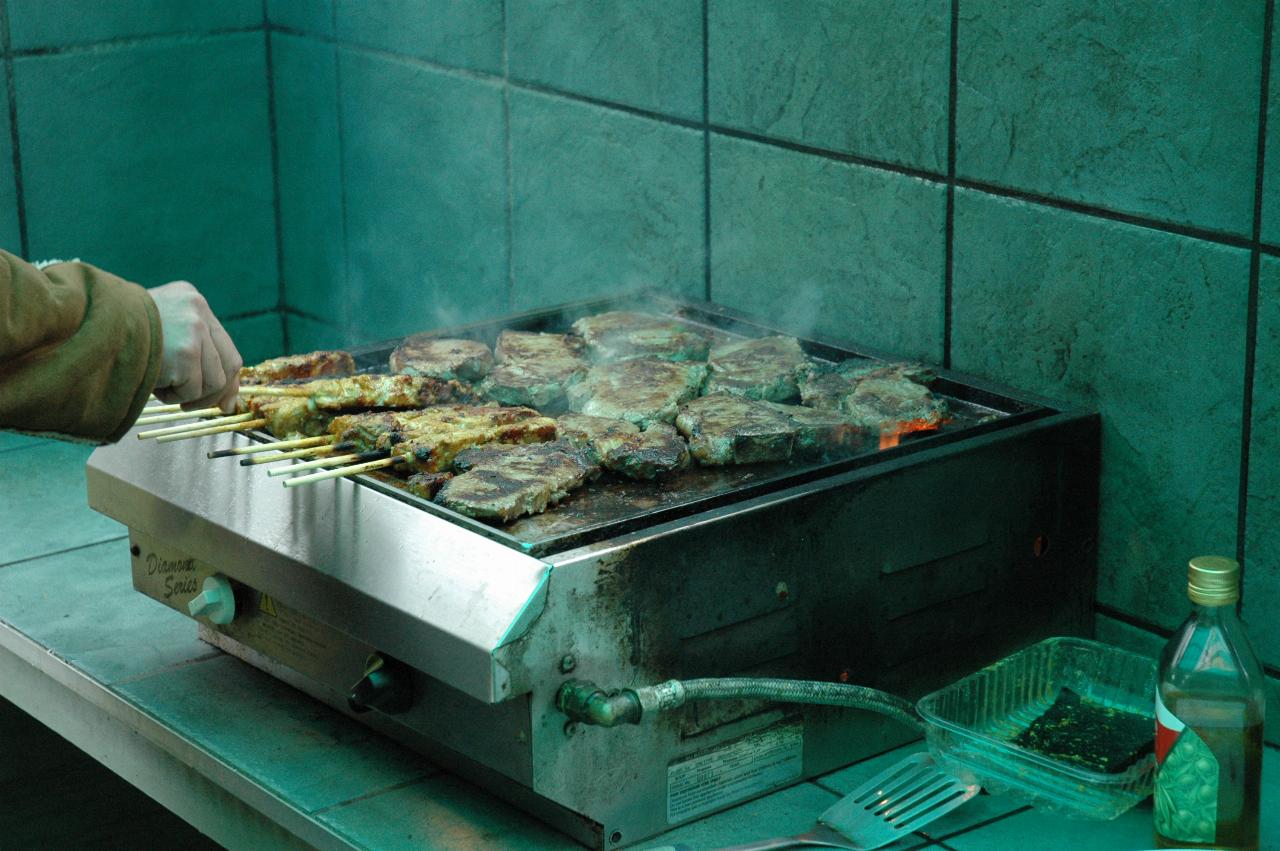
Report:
556,676,923,732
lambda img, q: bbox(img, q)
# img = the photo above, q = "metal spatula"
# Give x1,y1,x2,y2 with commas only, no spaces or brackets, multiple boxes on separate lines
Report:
656,751,979,851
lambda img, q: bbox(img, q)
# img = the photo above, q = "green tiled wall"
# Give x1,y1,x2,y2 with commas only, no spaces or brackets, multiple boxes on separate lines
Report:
11,4,1280,683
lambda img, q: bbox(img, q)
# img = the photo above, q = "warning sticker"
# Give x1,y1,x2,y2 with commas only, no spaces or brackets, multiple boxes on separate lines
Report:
667,719,804,823
259,593,278,617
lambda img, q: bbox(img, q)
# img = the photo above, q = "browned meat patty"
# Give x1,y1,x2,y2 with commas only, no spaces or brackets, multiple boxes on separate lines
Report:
596,422,689,479
799,360,946,431
240,350,355,385
389,337,494,381
676,393,862,465
405,471,452,499
437,441,598,521
675,393,795,465
481,330,588,409
555,412,640,447
565,359,707,428
705,335,808,401
570,311,712,362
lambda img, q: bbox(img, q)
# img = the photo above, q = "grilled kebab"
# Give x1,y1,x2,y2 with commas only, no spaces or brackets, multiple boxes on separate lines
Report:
239,350,355,385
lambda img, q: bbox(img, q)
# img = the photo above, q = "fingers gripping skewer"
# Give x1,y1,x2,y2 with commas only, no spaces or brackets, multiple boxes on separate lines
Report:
138,412,258,440
154,418,270,443
282,456,404,488
267,451,383,477
134,406,224,426
207,435,333,459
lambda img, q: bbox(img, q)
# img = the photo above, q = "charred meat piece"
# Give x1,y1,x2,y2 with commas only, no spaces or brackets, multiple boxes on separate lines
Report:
481,330,588,409
555,413,639,449
287,374,472,411
570,311,712,363
675,393,795,465
389,336,494,382
239,350,355,385
799,360,936,411
330,405,556,473
404,471,452,500
566,359,707,428
555,413,686,478
764,402,862,458
800,360,946,431
705,335,808,402
596,422,690,480
238,395,331,437
436,441,598,522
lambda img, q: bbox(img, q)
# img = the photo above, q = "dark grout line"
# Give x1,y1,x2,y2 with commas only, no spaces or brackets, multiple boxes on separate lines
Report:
282,305,338,325
9,25,261,58
953,177,1258,250
1098,603,1280,679
331,3,351,341
1238,0,1274,585
702,0,712,304
0,0,27,258
933,805,1032,843
310,772,440,815
262,10,288,353
0,534,130,571
501,0,515,312
265,24,1275,266
942,0,959,369
222,307,283,323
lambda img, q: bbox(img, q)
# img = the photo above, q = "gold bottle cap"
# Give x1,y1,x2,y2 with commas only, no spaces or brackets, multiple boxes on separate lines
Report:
1187,555,1240,606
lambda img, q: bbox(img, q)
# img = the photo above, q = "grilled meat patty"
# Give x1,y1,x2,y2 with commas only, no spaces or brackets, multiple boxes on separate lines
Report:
570,311,712,363
566,359,707,428
676,393,796,465
481,330,588,409
437,441,598,522
404,471,452,500
556,413,687,479
676,394,862,465
389,337,494,382
329,405,556,473
799,361,946,431
596,422,689,479
239,350,355,385
705,335,808,402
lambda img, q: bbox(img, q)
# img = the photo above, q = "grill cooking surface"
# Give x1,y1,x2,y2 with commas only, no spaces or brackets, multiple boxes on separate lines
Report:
239,296,1044,556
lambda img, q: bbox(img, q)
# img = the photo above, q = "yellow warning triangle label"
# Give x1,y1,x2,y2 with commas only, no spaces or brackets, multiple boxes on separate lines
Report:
259,593,278,617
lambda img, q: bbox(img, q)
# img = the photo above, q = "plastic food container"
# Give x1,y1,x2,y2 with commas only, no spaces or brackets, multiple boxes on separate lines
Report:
916,636,1157,820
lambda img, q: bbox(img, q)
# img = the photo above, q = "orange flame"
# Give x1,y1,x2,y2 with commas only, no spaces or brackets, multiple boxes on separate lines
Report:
878,418,947,450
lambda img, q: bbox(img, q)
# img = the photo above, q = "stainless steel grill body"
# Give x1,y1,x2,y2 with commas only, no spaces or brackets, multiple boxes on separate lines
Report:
87,296,1100,848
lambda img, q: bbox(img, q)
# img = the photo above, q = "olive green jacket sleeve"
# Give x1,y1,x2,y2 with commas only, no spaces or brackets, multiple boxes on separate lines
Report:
0,250,163,443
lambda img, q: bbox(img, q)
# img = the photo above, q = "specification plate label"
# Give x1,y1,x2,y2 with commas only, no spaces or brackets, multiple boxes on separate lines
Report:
666,719,804,823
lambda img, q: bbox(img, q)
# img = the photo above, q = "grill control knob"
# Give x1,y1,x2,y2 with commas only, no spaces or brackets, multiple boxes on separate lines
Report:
348,654,413,715
187,574,236,625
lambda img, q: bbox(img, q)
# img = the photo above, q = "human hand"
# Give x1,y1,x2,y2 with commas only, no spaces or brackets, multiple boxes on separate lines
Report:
148,281,243,412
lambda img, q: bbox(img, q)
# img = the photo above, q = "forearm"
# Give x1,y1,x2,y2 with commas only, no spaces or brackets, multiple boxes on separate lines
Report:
0,251,163,442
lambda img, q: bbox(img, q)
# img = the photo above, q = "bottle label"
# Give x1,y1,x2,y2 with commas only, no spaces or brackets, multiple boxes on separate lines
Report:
1154,691,1218,844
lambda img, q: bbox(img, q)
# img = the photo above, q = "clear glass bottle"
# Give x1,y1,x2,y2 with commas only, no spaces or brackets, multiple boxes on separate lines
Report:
1154,556,1265,851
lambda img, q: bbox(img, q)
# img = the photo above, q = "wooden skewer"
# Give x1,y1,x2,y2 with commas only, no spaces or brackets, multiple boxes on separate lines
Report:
144,402,183,413
155,418,269,443
267,452,376,477
239,444,344,466
134,406,224,426
239,385,314,397
138,412,257,440
206,435,333,458
282,456,403,488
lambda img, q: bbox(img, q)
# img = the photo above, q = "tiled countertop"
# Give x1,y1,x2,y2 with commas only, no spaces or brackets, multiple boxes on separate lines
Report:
1,435,1276,850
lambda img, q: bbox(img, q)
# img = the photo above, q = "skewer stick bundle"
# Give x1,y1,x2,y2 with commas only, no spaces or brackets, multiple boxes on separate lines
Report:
155,417,269,443
282,456,404,488
239,444,344,466
266,452,377,476
138,412,257,440
207,435,333,459
143,402,183,414
134,406,223,426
